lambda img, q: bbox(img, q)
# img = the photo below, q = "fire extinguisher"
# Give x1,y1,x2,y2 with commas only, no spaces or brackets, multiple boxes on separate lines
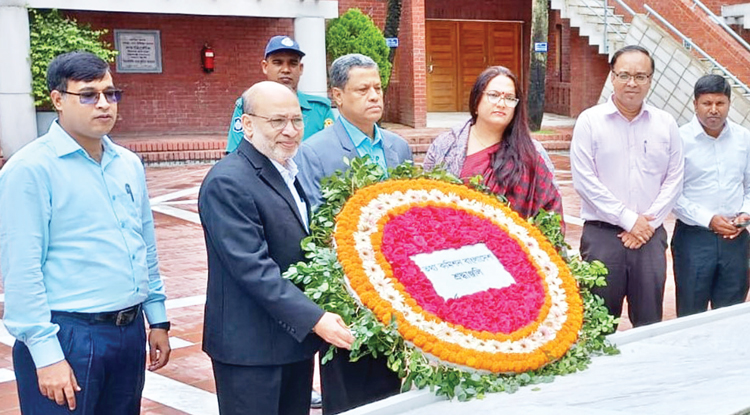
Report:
201,44,215,73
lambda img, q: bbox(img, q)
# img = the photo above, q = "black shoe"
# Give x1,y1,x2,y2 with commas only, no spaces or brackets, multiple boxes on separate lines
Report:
310,390,322,409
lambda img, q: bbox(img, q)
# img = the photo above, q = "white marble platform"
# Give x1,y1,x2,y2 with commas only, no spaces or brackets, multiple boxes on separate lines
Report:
345,302,750,415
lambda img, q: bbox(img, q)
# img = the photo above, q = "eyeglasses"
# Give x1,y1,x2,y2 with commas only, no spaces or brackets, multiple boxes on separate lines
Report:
483,91,520,108
612,72,652,85
61,89,123,105
247,113,304,131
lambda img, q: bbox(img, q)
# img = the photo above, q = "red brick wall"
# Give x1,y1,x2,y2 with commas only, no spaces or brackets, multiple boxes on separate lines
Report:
338,0,387,29
65,11,291,136
545,10,609,117
568,26,610,115
699,0,747,14
618,0,750,88
426,0,528,20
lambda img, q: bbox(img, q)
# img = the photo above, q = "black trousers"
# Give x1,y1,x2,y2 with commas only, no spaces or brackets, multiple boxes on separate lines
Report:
320,349,401,414
211,358,314,415
671,220,750,317
580,221,668,328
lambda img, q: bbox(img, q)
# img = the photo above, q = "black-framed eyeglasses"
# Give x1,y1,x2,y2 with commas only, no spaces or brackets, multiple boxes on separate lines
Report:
247,113,304,131
483,91,520,108
61,89,123,105
612,72,652,85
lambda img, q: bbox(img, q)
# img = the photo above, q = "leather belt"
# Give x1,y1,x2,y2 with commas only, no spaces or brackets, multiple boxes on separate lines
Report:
52,304,142,326
584,220,624,232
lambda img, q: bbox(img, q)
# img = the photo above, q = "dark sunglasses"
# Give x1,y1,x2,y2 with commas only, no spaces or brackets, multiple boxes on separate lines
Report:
60,89,123,105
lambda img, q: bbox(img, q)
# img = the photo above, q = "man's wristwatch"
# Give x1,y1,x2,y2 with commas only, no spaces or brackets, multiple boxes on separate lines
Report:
149,321,171,331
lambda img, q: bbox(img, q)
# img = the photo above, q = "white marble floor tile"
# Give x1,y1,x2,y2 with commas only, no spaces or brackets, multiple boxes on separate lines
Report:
143,371,218,415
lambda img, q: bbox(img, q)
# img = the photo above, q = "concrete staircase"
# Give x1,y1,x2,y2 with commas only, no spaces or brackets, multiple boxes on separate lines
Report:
722,3,750,29
598,15,750,129
550,0,630,55
551,0,750,130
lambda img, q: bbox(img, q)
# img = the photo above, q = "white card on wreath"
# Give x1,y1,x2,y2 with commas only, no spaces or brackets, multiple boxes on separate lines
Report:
410,243,515,300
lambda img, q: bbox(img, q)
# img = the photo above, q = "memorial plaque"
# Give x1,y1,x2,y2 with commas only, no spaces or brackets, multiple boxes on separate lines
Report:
410,243,515,300
114,30,163,73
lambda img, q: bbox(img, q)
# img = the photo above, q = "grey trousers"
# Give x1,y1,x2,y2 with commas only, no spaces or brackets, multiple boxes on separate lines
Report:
580,221,668,328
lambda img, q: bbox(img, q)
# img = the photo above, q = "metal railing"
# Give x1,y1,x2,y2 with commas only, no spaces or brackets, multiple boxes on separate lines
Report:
573,0,629,46
690,0,750,54
607,0,637,53
644,4,750,95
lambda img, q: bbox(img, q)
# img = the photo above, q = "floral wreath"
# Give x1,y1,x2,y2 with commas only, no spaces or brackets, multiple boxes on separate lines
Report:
286,159,617,400
335,178,583,373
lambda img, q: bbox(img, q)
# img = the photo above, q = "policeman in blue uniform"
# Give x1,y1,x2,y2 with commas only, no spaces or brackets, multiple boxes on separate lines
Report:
226,36,335,153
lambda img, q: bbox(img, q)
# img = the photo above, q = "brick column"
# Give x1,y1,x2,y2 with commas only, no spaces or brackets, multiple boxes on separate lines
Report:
396,0,426,128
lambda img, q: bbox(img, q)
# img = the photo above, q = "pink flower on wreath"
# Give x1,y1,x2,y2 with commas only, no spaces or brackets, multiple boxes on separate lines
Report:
381,206,546,334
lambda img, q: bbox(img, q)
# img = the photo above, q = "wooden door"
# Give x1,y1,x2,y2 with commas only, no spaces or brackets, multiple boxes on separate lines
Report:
487,22,523,86
426,19,524,112
426,20,459,111
458,22,488,112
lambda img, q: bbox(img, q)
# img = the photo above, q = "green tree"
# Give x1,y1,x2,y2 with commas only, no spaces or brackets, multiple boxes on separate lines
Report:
326,9,392,90
29,9,118,107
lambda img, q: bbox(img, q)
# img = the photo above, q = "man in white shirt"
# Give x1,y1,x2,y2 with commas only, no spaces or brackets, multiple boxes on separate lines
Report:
571,45,684,328
672,74,750,317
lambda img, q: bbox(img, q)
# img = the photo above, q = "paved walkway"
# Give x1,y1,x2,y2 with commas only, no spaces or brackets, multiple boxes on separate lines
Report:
0,153,714,414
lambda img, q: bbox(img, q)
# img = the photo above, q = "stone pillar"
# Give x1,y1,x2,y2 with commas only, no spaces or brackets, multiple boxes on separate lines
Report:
294,17,329,98
0,2,37,158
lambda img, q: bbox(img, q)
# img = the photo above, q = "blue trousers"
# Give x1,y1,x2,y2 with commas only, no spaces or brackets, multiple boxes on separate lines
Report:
13,312,146,415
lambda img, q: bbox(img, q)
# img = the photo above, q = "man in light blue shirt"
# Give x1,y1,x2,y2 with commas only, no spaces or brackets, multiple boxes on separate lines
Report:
295,53,411,414
339,115,388,173
672,74,750,317
296,54,412,210
0,51,171,413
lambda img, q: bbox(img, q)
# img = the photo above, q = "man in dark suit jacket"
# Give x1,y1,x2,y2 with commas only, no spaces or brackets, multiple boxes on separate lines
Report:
199,81,354,415
295,54,413,414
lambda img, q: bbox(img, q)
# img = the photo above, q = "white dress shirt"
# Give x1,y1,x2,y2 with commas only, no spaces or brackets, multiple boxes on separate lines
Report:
571,96,684,231
270,157,309,232
673,116,750,228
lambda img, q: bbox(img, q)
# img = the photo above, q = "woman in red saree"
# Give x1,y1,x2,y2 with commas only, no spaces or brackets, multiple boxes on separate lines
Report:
423,66,563,222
